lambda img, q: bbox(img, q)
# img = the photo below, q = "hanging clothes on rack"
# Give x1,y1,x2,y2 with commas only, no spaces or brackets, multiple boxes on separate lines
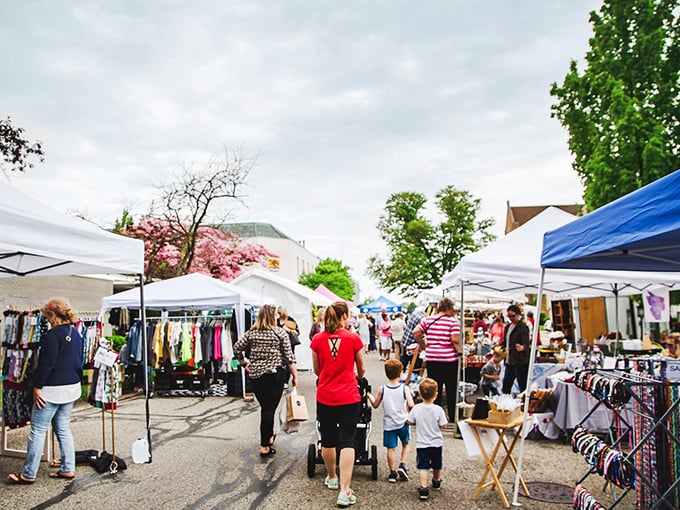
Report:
134,314,237,397
1,309,46,429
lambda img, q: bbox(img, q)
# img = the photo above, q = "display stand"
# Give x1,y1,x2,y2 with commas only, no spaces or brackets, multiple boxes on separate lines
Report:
465,415,529,508
139,313,241,398
571,364,680,510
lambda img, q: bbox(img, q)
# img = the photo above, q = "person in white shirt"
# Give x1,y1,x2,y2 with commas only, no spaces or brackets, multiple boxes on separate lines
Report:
391,312,406,360
406,377,448,501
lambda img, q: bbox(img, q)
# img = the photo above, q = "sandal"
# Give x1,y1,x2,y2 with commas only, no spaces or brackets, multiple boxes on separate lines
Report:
269,433,277,446
7,473,35,485
49,471,76,480
259,447,276,457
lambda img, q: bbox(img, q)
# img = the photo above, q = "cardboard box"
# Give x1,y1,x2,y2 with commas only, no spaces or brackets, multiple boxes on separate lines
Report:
487,407,521,425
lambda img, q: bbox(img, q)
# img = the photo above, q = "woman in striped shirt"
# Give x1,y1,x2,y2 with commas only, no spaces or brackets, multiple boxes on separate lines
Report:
412,297,460,421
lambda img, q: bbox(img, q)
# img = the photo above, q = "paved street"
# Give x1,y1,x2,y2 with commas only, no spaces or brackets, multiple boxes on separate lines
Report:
0,353,615,509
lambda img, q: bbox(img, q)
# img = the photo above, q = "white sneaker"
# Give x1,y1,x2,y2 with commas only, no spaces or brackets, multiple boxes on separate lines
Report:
336,489,356,507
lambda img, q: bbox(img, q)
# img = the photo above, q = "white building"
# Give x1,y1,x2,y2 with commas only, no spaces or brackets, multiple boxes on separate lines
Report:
219,222,320,283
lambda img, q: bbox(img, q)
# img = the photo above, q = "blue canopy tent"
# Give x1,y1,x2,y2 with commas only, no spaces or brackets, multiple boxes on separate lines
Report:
359,295,402,314
513,169,680,505
542,169,680,271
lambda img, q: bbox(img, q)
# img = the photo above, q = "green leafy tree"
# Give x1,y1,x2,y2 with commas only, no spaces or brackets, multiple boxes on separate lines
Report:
0,116,44,174
551,0,680,210
367,186,495,297
112,208,134,234
299,258,355,300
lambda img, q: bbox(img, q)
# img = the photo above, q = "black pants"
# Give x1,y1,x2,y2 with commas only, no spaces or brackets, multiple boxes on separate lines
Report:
250,372,285,447
502,363,529,394
426,360,459,421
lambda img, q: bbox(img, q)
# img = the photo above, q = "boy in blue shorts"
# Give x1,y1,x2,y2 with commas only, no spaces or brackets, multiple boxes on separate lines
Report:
406,377,448,500
368,358,415,483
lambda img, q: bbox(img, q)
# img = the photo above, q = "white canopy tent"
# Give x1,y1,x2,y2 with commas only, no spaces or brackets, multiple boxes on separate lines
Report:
0,179,148,460
101,272,273,337
230,268,333,370
0,180,143,277
418,284,526,308
442,207,680,297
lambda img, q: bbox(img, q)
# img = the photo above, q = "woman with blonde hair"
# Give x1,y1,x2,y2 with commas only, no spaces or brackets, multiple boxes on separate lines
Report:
234,304,298,457
8,298,83,484
311,301,365,507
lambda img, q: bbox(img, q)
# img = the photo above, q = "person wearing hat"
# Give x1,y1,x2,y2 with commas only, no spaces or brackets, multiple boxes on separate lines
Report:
480,347,505,396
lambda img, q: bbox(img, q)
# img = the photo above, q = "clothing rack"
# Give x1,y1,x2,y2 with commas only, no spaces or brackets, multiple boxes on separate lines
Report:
1,308,52,461
131,314,239,397
144,314,232,322
571,364,680,510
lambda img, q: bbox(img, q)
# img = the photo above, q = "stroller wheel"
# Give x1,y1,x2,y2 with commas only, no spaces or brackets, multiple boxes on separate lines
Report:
307,444,316,478
370,445,378,480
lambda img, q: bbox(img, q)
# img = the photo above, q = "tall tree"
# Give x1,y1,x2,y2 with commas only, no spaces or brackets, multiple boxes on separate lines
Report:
299,258,355,300
0,116,44,174
150,145,259,275
551,0,680,210
367,186,495,297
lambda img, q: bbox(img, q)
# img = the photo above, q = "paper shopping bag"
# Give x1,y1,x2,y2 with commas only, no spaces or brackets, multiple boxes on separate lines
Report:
286,388,309,422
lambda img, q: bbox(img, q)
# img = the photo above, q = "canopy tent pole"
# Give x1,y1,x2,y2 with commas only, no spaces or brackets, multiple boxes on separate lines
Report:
511,268,545,506
139,273,152,463
613,284,619,357
458,283,465,414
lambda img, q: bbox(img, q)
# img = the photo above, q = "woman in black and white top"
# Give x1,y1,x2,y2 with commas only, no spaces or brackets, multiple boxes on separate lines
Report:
233,304,298,457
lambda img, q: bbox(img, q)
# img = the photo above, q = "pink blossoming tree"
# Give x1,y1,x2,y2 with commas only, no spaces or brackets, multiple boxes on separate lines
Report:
121,216,273,281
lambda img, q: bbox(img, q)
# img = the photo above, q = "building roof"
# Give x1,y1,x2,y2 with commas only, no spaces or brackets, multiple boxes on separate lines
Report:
505,203,582,234
217,222,293,241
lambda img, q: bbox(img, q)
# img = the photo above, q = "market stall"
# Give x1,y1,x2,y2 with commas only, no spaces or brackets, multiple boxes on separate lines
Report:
0,179,145,460
101,272,273,396
514,169,680,509
359,295,402,313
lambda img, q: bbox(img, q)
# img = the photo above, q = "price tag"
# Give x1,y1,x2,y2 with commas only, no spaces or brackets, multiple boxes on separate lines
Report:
94,347,119,368
666,360,680,382
30,317,38,326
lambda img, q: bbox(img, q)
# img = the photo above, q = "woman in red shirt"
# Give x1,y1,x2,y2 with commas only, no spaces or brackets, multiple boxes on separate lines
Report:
311,301,365,507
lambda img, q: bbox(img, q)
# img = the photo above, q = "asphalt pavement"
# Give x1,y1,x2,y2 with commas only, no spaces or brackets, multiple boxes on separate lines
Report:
0,352,612,509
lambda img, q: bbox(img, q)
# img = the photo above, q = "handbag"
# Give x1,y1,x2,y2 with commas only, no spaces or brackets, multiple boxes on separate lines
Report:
285,388,309,422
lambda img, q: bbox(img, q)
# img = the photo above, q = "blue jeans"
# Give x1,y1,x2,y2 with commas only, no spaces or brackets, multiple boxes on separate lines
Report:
23,401,76,479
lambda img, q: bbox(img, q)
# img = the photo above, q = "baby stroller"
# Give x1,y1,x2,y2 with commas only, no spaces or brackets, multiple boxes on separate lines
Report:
307,377,378,480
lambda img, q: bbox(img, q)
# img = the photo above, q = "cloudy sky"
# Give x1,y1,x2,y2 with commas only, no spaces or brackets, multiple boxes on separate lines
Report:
1,1,601,300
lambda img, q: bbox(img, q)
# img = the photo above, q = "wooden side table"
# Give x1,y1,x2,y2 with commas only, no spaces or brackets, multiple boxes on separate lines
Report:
465,416,529,508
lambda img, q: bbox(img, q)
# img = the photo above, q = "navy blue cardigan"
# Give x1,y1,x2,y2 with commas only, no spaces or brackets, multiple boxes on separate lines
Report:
33,324,83,389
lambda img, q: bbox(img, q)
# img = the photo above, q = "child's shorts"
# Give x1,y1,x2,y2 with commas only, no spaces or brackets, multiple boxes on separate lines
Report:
383,423,410,449
416,446,443,471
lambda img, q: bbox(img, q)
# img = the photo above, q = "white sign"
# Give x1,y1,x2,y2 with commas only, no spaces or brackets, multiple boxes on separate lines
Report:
666,360,680,382
94,347,119,368
643,286,670,323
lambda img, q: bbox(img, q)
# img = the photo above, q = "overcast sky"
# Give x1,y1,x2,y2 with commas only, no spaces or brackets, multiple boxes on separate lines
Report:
1,1,601,300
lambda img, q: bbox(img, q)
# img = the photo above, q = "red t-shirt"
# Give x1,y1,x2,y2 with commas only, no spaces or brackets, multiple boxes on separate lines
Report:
311,328,363,406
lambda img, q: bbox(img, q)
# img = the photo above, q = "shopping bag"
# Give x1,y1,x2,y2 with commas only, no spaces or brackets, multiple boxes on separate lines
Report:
286,388,309,422
278,397,301,433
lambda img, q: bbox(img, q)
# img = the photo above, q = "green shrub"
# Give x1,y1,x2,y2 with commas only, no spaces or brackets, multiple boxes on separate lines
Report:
105,335,127,351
